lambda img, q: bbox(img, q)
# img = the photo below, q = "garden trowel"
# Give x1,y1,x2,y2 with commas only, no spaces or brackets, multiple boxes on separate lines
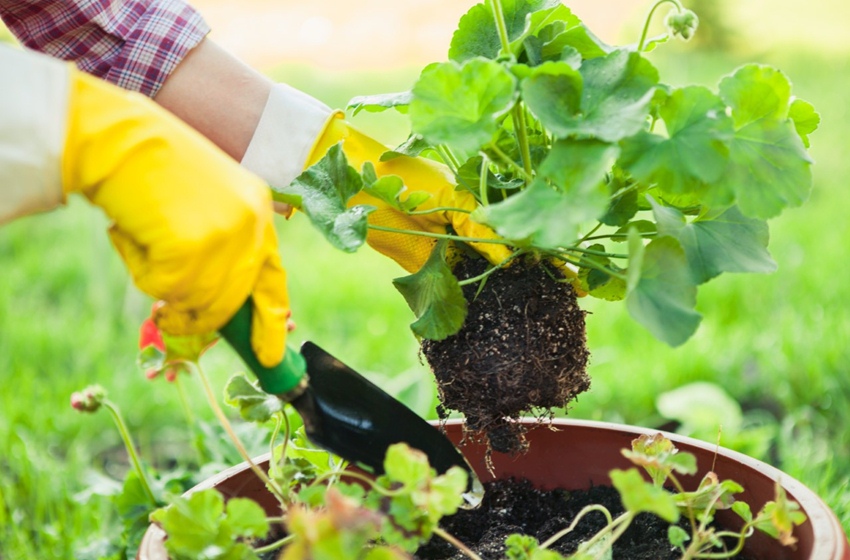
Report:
219,300,481,502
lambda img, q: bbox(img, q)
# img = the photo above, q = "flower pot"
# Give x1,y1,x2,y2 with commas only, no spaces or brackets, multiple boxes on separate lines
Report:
138,418,850,560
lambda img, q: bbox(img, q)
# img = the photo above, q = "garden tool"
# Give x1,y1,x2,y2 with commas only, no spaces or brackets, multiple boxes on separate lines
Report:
219,300,482,501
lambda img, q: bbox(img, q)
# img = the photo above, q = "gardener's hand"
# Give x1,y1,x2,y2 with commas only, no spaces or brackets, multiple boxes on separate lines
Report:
242,84,512,273
64,69,290,367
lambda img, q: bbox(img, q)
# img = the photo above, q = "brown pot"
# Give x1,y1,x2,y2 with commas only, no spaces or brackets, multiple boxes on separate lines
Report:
138,418,849,560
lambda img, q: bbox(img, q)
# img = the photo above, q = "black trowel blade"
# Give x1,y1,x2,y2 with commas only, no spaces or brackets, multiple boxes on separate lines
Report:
290,341,473,481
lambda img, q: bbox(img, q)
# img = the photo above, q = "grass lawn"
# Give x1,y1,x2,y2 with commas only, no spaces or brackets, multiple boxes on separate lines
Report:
2,24,849,560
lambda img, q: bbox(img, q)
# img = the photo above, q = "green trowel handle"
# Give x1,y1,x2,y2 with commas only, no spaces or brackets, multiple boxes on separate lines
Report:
218,300,307,396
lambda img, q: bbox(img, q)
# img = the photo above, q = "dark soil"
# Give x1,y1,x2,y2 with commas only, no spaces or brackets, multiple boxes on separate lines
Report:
257,478,754,560
422,256,590,454
414,478,753,560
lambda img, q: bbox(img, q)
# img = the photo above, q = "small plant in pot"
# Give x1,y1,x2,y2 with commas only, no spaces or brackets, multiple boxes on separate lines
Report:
275,0,819,454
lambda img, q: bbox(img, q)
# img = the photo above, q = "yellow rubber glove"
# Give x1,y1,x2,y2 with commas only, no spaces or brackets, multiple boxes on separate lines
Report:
308,114,513,274
62,71,290,367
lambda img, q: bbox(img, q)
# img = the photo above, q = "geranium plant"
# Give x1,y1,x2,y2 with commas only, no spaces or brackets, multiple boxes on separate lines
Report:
284,0,816,344
274,0,818,451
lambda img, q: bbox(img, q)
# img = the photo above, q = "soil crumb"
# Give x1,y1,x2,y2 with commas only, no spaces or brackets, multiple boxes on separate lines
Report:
422,256,590,454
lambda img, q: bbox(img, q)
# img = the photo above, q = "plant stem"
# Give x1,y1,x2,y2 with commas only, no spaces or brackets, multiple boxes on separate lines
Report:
434,527,484,560
193,363,287,504
407,207,472,216
576,511,634,558
485,0,534,182
268,412,285,484
367,224,515,246
539,504,613,549
102,399,157,506
275,412,291,477
583,232,658,242
487,141,532,182
457,249,524,286
511,108,535,183
254,534,295,554
173,373,209,464
545,248,627,281
488,0,512,58
564,246,628,260
578,222,604,245
479,153,490,207
637,0,684,51
668,473,698,536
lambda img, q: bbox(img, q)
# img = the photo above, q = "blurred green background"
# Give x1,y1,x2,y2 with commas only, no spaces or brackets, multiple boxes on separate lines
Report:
2,0,849,557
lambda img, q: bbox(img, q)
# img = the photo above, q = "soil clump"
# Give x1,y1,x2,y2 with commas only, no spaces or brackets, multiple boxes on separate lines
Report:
422,256,590,454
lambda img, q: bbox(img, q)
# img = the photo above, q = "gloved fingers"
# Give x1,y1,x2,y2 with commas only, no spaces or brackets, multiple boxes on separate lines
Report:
106,225,151,285
248,225,291,368
151,274,254,338
360,206,438,273
445,210,514,267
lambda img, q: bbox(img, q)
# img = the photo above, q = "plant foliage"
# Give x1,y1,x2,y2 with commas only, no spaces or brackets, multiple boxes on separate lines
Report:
276,0,818,346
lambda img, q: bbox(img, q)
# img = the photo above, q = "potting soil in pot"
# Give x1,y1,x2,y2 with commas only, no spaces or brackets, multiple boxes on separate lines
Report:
414,478,754,560
422,256,590,455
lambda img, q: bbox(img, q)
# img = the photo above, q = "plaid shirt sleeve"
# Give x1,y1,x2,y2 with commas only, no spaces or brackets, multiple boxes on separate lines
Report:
0,0,210,97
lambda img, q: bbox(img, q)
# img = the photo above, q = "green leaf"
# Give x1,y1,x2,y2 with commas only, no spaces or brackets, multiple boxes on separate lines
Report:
448,0,563,62
753,484,807,546
369,444,466,552
474,139,615,249
150,489,267,560
277,143,375,252
656,381,743,435
159,331,218,366
668,525,690,549
577,244,627,302
410,59,518,155
504,534,566,560
380,134,433,161
651,202,776,284
361,163,432,212
137,345,165,371
472,181,574,249
114,470,161,558
600,171,640,227
525,49,658,142
540,139,620,194
623,433,697,486
715,65,813,219
224,498,269,539
610,468,680,523
718,119,812,220
520,61,583,131
626,231,701,346
788,98,820,148
347,91,412,116
383,443,432,488
392,240,467,340
540,24,611,61
619,86,733,196
720,65,791,127
733,501,753,523
677,473,742,512
224,373,283,423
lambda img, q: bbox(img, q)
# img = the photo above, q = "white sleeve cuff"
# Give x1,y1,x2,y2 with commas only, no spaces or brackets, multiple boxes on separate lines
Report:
240,83,333,190
0,46,68,225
